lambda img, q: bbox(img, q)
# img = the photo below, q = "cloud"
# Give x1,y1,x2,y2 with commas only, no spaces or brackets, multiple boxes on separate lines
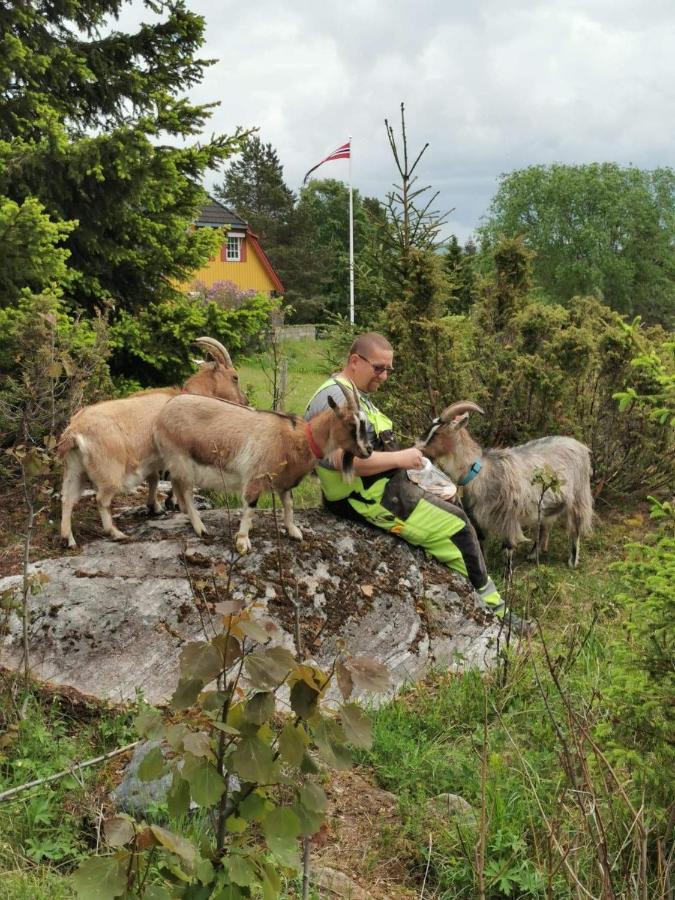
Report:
117,0,675,240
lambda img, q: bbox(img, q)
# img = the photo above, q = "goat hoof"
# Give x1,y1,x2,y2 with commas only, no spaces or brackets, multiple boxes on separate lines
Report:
63,536,78,549
235,534,252,554
111,531,129,542
287,526,303,541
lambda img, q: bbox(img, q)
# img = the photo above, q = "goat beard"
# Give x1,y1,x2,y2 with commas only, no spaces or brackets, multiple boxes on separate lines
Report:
341,451,355,482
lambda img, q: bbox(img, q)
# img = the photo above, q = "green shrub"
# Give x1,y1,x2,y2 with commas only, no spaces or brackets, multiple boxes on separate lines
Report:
109,291,278,385
0,293,111,449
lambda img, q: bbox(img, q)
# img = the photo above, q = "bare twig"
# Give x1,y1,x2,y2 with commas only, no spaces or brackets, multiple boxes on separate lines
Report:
0,741,140,803
419,831,433,898
302,835,311,900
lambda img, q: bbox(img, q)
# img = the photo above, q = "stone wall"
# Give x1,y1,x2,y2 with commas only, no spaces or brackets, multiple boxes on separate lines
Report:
273,324,316,342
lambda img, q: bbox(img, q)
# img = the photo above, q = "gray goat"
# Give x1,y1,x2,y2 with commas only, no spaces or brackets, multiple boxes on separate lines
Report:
419,401,593,575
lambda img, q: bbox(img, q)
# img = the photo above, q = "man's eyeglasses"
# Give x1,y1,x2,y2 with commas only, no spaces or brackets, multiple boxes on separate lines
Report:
356,353,394,375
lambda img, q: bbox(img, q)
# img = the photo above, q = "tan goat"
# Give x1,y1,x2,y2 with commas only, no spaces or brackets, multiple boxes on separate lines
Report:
153,381,372,553
58,338,247,548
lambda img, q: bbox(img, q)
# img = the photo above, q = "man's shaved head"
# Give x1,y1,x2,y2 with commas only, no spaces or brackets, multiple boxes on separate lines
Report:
349,333,393,358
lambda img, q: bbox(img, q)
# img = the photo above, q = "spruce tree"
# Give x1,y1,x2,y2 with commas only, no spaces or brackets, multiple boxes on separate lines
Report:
216,136,295,247
0,0,246,314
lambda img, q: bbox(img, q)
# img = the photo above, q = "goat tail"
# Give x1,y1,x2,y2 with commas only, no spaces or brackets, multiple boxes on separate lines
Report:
57,429,78,460
569,447,594,537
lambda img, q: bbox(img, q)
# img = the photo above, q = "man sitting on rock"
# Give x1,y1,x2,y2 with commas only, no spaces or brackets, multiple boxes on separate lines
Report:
305,331,531,635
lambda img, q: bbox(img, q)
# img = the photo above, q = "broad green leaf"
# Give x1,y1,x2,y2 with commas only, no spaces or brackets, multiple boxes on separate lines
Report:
150,825,197,866
211,721,240,735
227,854,257,886
196,858,215,885
244,691,275,725
183,731,212,759
262,862,281,900
134,708,163,739
238,791,267,821
180,750,202,780
225,815,248,834
245,646,296,689
345,656,390,692
300,752,320,774
340,702,373,749
180,642,223,682
201,690,229,712
290,680,318,719
213,884,244,899
167,775,190,820
230,735,275,784
138,745,165,781
291,800,323,837
171,678,204,711
185,760,226,806
313,717,353,771
71,855,126,899
237,618,270,643
263,807,301,868
103,816,134,848
212,633,242,667
278,722,307,767
299,781,327,813
165,723,189,750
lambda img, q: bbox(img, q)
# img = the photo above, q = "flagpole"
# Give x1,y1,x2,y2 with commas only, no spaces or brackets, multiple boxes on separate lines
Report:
348,135,354,325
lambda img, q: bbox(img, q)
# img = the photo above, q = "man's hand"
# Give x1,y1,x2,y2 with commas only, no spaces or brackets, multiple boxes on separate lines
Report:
397,447,425,470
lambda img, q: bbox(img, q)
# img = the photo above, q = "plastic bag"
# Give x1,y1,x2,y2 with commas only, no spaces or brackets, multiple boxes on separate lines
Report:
407,457,457,502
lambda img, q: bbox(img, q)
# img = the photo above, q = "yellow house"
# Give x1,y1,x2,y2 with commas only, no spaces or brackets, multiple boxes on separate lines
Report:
185,198,284,296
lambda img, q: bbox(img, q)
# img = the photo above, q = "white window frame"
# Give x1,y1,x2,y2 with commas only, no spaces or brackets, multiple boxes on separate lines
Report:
226,233,244,261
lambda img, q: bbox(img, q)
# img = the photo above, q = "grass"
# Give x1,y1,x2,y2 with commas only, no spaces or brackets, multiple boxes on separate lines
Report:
359,505,673,898
237,336,340,414
0,688,138,899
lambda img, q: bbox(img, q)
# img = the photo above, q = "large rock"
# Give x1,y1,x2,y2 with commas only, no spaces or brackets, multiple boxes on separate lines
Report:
0,504,502,705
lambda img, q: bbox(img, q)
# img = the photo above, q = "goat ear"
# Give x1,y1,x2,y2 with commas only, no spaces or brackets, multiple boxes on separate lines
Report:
451,412,470,430
341,450,355,481
327,395,340,416
193,337,233,368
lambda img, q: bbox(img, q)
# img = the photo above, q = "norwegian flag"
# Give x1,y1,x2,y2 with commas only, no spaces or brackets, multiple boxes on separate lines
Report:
302,140,351,184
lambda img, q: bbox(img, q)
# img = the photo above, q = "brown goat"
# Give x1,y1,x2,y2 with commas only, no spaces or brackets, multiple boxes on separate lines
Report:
58,338,247,547
153,381,372,553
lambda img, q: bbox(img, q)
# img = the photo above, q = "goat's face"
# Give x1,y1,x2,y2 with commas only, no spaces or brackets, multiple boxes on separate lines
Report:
189,337,249,405
327,382,373,478
418,401,484,478
211,365,248,405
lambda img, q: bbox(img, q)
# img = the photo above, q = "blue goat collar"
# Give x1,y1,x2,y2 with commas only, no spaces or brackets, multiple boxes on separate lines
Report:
459,459,482,486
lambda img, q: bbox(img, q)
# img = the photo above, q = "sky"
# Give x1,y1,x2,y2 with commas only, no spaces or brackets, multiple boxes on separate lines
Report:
117,0,675,244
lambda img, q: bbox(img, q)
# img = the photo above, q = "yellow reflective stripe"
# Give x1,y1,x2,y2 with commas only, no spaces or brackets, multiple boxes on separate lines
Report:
309,376,393,437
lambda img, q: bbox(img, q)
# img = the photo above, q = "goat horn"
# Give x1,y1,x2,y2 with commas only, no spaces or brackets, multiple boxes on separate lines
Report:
335,379,355,406
439,401,485,423
348,379,362,410
193,337,232,368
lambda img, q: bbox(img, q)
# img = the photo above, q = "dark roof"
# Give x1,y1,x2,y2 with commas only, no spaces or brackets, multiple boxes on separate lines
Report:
195,198,248,230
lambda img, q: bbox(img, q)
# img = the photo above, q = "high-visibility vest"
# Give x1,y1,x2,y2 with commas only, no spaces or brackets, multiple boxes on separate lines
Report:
306,375,395,504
